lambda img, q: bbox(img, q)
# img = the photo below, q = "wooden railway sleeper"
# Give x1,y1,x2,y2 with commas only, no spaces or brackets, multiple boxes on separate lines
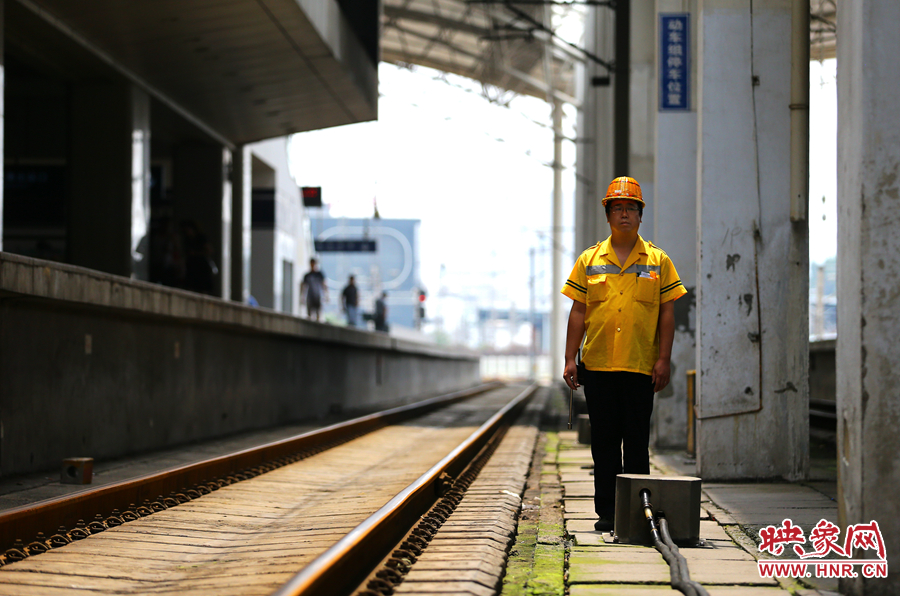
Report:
0,446,328,568
1,384,507,573
355,420,511,596
3,472,242,567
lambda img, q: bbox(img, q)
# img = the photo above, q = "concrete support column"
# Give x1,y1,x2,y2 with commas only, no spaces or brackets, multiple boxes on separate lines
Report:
173,144,233,299
653,0,698,448
695,0,808,479
837,1,900,593
69,83,151,279
231,145,252,303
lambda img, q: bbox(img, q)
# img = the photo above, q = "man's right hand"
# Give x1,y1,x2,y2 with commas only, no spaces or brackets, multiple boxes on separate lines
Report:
563,359,580,390
563,301,586,391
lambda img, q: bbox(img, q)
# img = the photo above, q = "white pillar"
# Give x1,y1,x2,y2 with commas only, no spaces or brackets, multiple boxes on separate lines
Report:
551,100,564,381
695,0,808,479
837,1,900,593
653,0,698,448
231,145,252,303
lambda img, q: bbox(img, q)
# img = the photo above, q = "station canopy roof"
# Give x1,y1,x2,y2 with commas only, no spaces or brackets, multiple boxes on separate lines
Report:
381,0,837,108
381,0,585,107
9,0,835,144
810,0,836,61
7,0,378,146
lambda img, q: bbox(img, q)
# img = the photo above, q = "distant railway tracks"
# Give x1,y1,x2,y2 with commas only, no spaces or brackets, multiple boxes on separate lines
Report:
0,382,537,595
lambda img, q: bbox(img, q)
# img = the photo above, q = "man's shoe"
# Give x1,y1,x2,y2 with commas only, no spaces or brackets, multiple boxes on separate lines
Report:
594,517,614,532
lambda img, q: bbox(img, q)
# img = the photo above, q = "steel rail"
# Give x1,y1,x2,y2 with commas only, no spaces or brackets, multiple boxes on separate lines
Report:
272,382,539,596
0,382,502,556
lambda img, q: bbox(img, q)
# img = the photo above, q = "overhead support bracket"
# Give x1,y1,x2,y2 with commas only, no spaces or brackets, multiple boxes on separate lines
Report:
469,1,615,6
383,21,581,106
484,1,615,72
502,0,615,73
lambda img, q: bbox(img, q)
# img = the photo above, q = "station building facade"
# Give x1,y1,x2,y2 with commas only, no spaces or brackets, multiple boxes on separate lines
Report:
309,216,422,330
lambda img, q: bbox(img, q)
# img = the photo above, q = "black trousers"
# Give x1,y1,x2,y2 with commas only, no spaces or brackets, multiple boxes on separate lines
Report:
582,369,655,518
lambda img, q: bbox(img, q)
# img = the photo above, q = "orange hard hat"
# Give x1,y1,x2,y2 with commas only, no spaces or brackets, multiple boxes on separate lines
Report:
602,176,645,207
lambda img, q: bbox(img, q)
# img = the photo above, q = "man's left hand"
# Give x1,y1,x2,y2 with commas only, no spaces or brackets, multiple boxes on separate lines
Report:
651,358,671,393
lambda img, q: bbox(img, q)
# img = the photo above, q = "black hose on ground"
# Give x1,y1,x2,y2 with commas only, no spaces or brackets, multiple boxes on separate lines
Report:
639,489,708,596
660,515,709,596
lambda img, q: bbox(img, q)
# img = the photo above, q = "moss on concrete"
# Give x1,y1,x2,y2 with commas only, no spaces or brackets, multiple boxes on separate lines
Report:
528,542,566,595
501,428,568,596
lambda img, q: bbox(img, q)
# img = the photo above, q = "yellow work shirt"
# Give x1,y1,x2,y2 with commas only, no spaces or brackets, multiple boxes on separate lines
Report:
561,235,687,375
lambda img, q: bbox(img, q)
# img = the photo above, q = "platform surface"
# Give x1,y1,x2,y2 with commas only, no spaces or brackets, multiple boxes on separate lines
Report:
560,433,841,596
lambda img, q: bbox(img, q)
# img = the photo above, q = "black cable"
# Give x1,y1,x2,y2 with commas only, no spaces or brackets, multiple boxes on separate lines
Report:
660,516,710,596
639,490,704,596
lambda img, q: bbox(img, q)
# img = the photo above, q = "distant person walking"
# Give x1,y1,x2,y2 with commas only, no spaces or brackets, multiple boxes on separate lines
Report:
300,258,328,322
342,275,360,327
374,291,389,332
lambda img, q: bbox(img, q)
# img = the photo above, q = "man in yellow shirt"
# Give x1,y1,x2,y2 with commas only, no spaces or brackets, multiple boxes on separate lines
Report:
561,176,687,532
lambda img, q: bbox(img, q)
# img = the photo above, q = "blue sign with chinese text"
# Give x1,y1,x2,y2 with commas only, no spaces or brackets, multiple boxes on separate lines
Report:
660,14,690,111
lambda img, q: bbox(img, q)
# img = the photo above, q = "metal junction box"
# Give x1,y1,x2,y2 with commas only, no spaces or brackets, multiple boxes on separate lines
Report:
614,474,701,546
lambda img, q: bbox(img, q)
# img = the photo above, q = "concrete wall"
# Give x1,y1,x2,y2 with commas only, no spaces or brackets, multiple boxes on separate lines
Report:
695,0,808,480
837,1,900,592
0,252,479,478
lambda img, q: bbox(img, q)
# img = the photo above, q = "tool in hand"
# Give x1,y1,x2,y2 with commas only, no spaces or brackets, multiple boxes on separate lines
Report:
568,387,574,429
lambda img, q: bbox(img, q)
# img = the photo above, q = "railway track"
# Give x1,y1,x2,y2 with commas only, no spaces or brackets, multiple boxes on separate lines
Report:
0,382,537,595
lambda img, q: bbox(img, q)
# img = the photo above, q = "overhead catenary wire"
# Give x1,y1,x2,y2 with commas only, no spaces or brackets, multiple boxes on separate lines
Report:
383,75,577,169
